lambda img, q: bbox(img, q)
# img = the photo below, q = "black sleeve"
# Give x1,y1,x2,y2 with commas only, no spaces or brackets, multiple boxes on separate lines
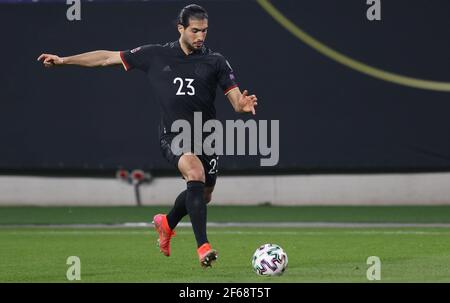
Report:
216,55,238,95
120,44,155,72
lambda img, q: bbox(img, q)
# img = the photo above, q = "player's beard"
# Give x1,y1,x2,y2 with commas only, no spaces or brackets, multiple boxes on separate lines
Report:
188,41,202,51
187,43,197,52
182,37,202,52
192,39,204,49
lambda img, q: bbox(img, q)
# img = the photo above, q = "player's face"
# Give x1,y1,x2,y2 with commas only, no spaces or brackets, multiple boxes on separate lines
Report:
179,18,208,51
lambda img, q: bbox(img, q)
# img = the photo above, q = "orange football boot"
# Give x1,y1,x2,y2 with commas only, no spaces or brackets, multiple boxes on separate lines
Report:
197,243,218,267
152,214,176,256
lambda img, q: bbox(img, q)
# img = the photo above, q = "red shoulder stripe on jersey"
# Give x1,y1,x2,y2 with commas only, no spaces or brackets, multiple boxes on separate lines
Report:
120,51,131,71
224,84,238,95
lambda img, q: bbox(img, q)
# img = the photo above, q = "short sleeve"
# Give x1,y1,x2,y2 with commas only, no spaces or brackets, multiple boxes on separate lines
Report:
120,44,155,72
216,55,238,95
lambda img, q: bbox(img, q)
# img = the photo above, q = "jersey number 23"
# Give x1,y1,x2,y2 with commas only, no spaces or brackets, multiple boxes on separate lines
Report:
173,77,195,96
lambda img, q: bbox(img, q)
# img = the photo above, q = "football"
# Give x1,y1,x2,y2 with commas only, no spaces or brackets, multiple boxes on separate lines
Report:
252,244,288,276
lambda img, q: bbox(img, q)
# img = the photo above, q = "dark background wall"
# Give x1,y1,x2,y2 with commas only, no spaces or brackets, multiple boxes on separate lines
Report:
1,0,450,176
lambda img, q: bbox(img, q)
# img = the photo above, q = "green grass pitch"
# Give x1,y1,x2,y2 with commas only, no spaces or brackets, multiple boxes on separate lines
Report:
1,206,450,282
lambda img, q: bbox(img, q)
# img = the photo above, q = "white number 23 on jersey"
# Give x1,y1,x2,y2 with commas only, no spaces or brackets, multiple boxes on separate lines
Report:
173,77,195,96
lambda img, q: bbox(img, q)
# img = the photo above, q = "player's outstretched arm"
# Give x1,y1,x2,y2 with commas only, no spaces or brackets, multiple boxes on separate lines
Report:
226,88,258,115
37,51,122,68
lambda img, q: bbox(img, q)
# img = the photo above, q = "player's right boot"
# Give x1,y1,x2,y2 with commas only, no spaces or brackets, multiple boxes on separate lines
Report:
197,243,218,268
152,214,176,257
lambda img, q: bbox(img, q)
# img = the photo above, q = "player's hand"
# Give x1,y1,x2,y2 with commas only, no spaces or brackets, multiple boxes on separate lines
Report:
37,53,64,68
239,90,258,115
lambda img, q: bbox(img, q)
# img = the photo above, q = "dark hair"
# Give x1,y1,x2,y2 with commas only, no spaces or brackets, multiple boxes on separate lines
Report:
177,4,208,27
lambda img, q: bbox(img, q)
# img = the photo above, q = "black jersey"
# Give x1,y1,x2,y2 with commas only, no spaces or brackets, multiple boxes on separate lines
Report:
120,41,238,138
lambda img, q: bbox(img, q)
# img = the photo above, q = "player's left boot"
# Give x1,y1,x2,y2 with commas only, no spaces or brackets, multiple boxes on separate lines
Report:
197,243,218,268
152,214,176,257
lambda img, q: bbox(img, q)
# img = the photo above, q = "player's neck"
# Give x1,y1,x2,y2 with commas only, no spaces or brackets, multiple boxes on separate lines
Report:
179,38,194,56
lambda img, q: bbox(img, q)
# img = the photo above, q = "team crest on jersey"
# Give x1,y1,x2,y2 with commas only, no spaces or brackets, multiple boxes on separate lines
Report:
130,47,141,54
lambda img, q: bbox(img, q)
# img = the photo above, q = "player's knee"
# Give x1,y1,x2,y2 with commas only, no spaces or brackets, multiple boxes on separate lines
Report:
186,168,205,183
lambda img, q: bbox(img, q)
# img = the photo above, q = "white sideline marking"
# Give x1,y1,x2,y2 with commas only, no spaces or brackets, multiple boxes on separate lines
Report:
2,222,450,228
1,230,450,236
1,222,450,237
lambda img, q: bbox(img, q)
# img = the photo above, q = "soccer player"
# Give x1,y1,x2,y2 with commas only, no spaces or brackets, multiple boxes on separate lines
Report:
37,4,257,267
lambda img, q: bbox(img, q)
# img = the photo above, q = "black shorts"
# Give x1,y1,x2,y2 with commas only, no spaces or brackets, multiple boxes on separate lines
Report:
160,134,219,187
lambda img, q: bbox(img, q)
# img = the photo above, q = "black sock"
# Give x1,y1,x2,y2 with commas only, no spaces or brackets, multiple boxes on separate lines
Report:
186,180,208,247
166,190,188,230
